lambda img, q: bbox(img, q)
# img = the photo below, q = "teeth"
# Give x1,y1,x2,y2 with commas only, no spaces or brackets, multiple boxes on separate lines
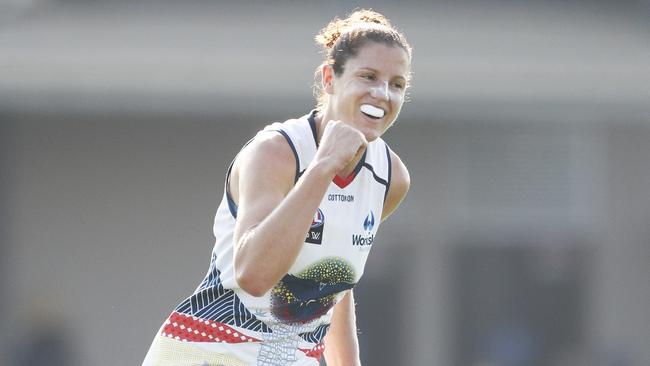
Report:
360,104,385,118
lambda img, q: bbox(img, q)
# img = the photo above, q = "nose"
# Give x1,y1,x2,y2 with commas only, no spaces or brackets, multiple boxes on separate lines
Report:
370,81,390,101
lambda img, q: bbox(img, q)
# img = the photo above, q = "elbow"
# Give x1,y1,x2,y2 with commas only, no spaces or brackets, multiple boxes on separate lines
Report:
234,235,271,297
235,267,271,297
233,233,278,297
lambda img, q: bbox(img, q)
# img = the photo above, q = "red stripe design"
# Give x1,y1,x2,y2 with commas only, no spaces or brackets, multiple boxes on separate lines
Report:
161,311,260,343
300,343,325,360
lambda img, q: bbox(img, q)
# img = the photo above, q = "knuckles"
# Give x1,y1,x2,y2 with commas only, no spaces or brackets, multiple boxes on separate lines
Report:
325,120,366,141
318,120,368,171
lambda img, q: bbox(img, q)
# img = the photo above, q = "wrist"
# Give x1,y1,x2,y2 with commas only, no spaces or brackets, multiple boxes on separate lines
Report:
309,156,340,179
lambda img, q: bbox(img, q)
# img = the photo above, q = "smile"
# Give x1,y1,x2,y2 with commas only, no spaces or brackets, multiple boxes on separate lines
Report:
360,104,385,119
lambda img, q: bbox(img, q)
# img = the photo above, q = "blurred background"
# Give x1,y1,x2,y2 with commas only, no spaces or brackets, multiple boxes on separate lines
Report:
1,0,649,365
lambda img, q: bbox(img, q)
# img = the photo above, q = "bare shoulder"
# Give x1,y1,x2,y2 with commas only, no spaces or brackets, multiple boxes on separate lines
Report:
238,130,296,169
382,147,411,222
230,130,297,205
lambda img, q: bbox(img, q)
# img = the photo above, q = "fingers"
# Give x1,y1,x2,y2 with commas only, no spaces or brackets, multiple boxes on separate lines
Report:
317,120,368,173
323,120,367,148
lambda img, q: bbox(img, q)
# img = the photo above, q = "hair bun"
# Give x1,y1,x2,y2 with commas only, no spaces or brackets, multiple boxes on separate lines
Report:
315,9,392,50
348,9,391,27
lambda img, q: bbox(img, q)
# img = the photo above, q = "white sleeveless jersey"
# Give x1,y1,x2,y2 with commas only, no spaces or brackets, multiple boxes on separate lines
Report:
143,111,392,366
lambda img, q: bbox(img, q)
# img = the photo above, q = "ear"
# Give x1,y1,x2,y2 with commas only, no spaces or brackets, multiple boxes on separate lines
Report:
321,64,335,94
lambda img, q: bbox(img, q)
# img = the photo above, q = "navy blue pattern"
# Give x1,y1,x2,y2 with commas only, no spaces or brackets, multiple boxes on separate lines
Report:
174,254,272,333
299,324,330,344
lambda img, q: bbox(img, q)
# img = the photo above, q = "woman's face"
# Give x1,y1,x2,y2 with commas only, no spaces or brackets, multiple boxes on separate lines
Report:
324,42,410,142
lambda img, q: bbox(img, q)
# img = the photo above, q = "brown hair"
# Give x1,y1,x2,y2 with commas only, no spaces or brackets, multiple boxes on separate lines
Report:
314,9,413,110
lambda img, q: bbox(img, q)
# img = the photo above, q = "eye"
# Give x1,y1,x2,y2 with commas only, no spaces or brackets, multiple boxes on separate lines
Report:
360,73,376,81
391,82,405,90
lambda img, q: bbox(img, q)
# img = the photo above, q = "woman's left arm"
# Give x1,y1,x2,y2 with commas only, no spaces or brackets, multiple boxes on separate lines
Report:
323,290,361,366
324,150,410,365
382,149,411,222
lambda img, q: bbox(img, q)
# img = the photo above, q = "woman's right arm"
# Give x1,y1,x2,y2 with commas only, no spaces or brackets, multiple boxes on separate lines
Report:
232,121,366,296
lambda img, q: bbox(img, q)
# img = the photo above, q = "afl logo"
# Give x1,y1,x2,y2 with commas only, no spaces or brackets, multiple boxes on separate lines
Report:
306,208,325,245
311,208,325,228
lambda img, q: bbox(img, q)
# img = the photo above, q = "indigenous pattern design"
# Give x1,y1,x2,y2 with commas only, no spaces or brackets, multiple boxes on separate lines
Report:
173,253,272,334
299,324,330,344
161,311,261,343
271,257,356,324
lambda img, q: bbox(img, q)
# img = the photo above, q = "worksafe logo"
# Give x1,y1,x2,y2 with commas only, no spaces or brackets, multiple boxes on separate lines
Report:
352,211,375,247
306,208,324,244
363,211,375,232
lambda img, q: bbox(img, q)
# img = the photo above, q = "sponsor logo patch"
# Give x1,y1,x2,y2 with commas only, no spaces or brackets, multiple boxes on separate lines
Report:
352,211,375,248
363,211,375,232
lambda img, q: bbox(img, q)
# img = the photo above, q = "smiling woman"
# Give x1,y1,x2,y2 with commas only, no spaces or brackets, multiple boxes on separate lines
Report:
319,42,410,144
142,9,413,366
314,10,412,145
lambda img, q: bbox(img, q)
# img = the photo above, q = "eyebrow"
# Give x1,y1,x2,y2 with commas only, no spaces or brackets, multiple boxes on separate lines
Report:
357,67,407,81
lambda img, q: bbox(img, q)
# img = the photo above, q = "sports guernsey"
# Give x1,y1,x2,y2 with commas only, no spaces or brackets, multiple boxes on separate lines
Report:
143,111,392,366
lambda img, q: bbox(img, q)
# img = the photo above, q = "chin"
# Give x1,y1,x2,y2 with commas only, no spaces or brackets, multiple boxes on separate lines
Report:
362,130,382,142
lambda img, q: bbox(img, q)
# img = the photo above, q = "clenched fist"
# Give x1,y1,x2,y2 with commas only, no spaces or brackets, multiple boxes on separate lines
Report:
314,120,368,175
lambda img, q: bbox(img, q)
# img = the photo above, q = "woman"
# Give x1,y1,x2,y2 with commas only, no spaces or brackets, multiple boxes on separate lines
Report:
143,9,412,366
